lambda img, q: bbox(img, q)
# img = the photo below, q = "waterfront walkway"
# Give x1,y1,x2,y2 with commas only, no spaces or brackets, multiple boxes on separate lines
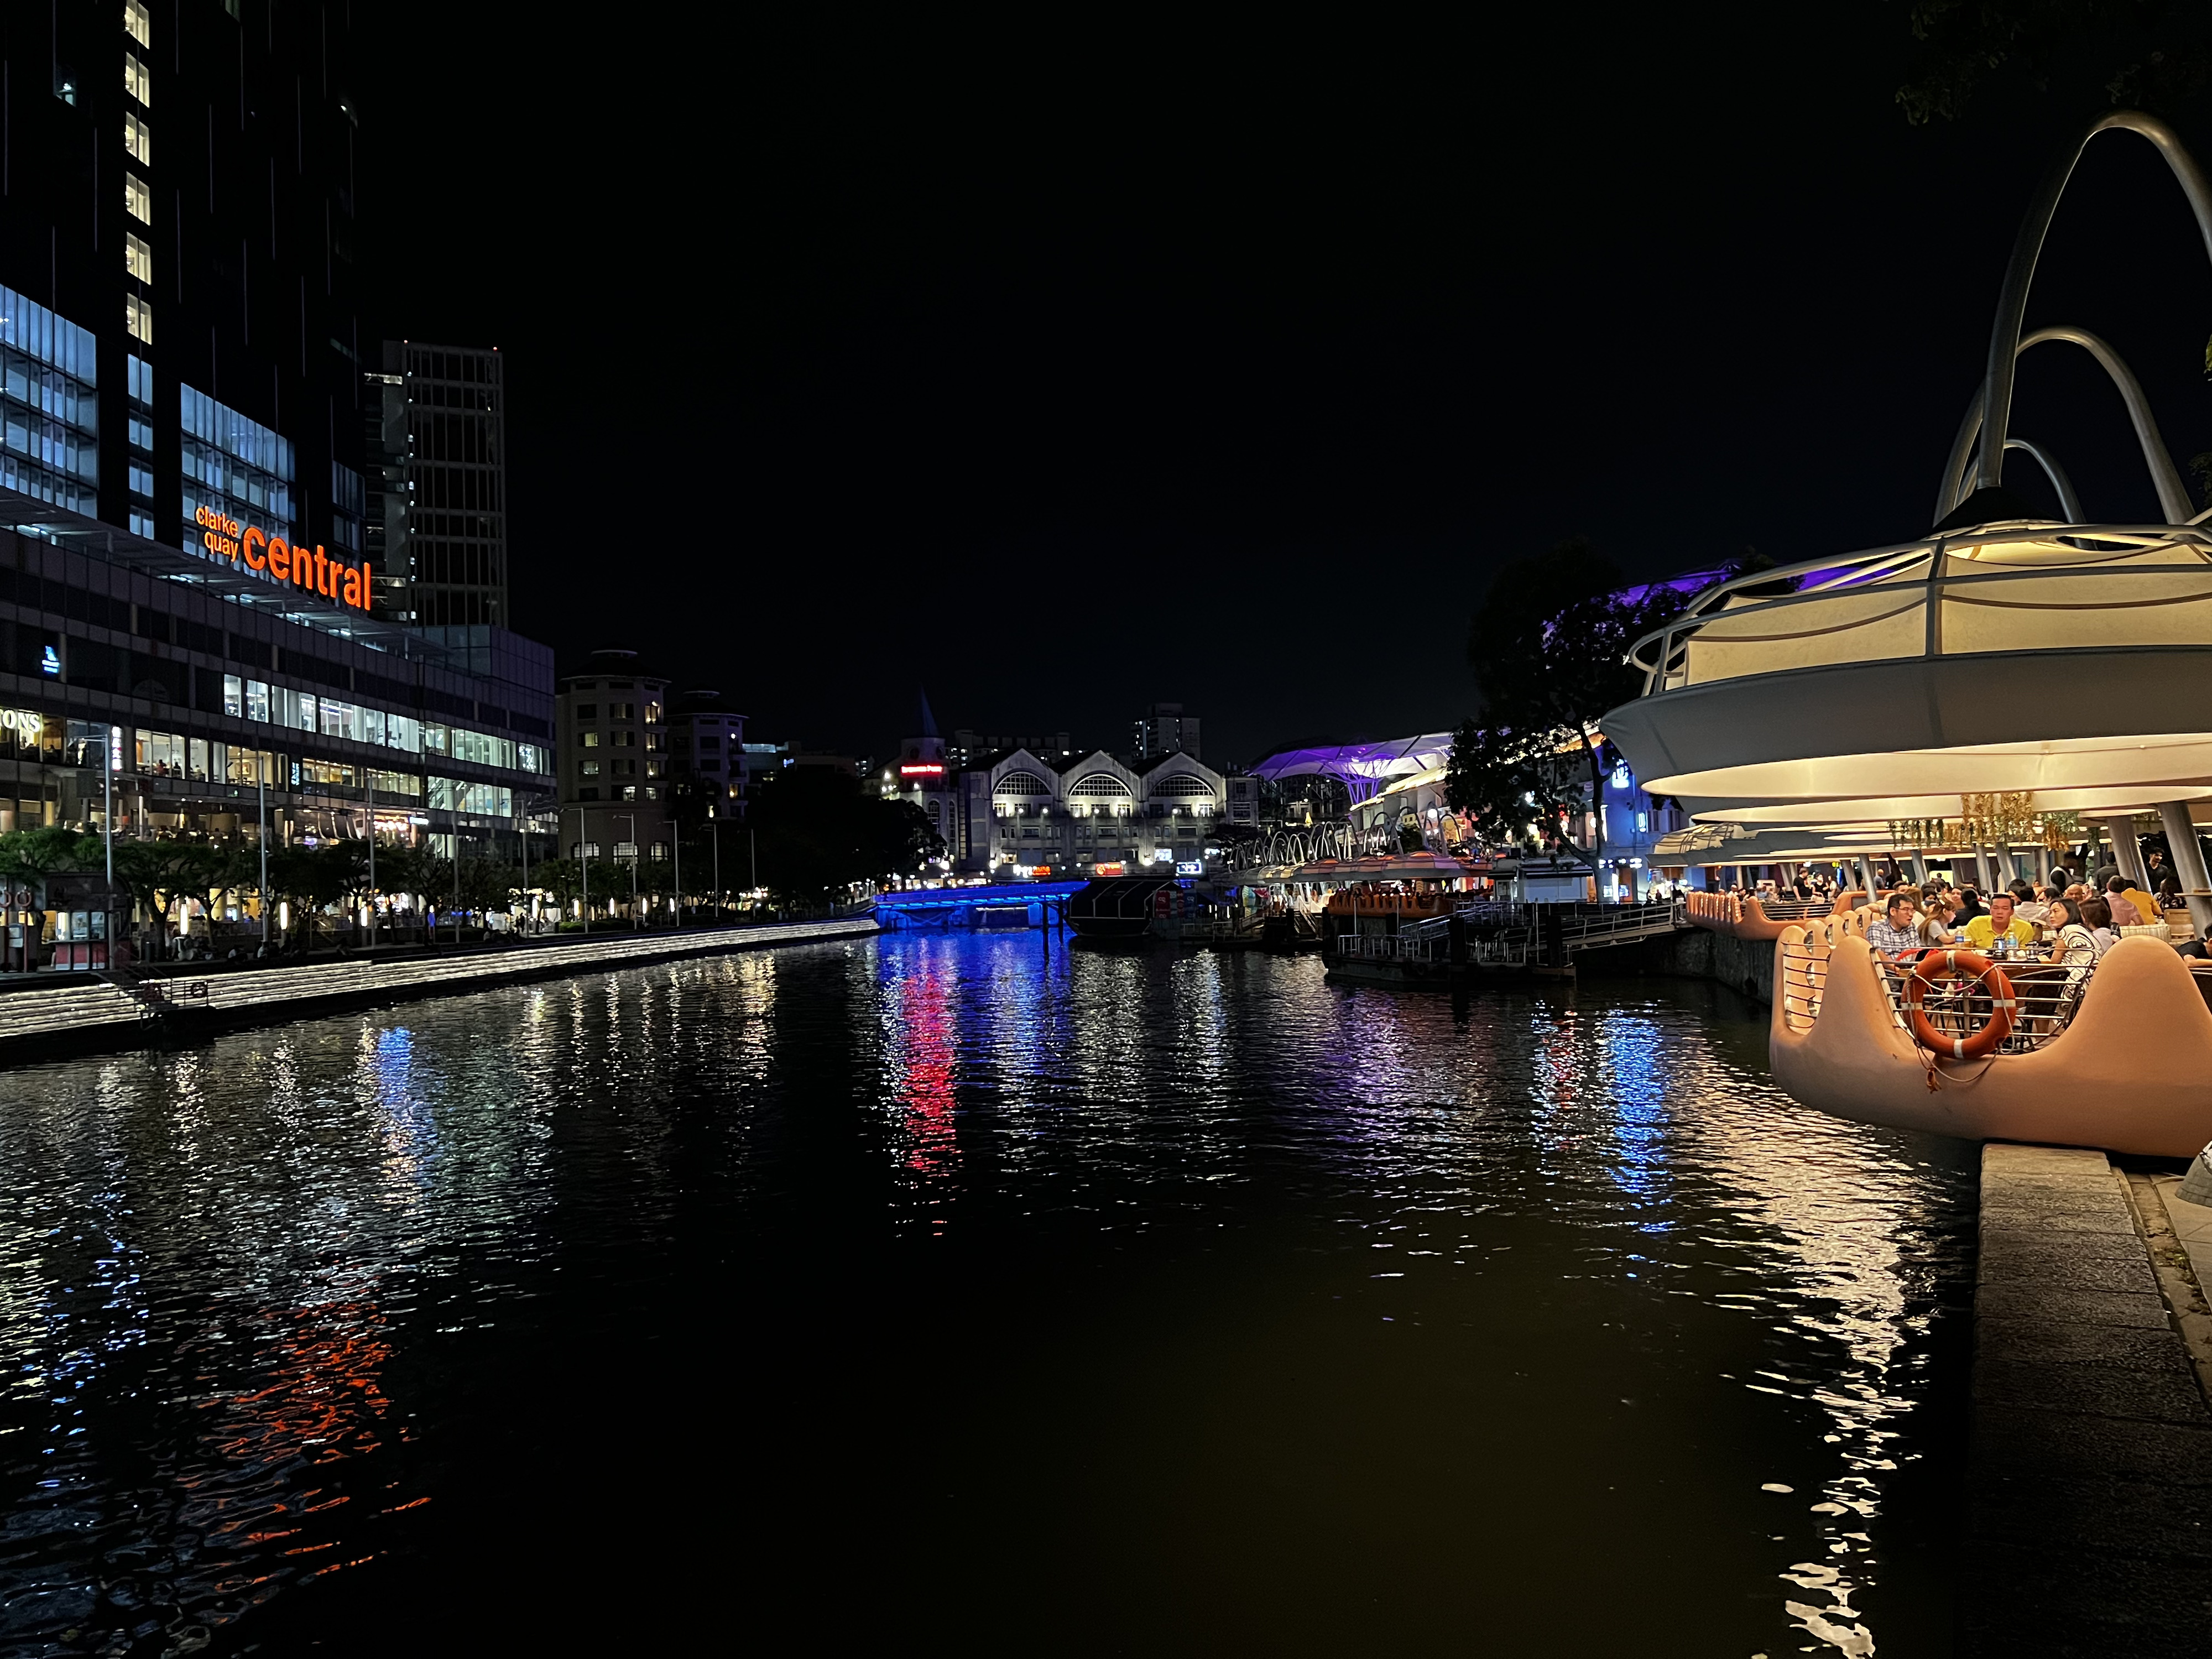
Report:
1967,1144,2212,1655
0,917,880,1053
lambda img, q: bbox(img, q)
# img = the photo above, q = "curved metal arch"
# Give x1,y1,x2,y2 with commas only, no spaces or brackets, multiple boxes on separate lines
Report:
1973,111,2212,506
1937,325,2190,524
2003,437,2083,523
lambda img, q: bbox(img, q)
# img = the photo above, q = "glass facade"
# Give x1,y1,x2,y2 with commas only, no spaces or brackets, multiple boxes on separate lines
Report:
180,383,297,538
0,285,99,517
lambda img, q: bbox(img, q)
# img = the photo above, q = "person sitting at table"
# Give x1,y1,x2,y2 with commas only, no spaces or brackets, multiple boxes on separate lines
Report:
1964,891,2035,953
1918,896,1958,948
2008,879,2051,925
2080,894,2117,953
2177,922,2212,961
2047,896,2099,957
2158,872,2185,913
1953,886,1988,924
2101,875,2143,928
1867,894,1923,957
2122,875,2163,926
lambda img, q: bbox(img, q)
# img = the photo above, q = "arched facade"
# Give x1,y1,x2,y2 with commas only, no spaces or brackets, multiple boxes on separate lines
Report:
956,748,1228,876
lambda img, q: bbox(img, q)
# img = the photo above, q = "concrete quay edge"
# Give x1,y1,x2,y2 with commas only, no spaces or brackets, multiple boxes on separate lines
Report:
1964,1141,2212,1655
0,917,881,1061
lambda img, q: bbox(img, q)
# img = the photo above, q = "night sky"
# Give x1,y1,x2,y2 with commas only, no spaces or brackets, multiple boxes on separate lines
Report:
354,10,2212,765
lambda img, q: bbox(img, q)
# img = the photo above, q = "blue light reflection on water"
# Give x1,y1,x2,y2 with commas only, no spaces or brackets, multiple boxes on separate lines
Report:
0,936,1972,1656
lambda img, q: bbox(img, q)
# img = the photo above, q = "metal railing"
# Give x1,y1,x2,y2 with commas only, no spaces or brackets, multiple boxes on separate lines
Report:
1779,935,2092,1053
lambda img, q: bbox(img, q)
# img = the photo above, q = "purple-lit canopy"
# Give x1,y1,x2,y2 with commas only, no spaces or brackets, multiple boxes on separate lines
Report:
1249,733,1455,804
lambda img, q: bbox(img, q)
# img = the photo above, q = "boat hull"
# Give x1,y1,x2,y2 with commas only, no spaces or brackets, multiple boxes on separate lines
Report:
1771,930,2212,1158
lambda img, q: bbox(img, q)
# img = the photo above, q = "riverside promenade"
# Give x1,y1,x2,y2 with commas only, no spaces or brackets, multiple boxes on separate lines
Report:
0,916,880,1055
1966,1143,2212,1654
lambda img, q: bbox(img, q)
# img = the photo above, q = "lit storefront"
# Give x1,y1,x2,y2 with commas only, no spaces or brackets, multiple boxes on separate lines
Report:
0,501,554,856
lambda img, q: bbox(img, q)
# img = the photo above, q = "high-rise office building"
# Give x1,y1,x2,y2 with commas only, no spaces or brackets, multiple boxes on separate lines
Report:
0,8,555,865
8,0,367,558
362,341,508,629
1134,702,1201,762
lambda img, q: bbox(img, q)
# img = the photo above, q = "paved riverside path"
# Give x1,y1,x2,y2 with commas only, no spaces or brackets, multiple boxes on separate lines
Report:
0,917,879,1052
1964,1144,2212,1655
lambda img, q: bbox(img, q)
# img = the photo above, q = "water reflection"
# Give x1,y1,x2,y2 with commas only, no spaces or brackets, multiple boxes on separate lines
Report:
0,937,1969,1655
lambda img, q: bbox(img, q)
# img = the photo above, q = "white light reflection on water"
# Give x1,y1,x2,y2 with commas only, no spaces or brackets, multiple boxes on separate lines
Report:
0,940,1969,1655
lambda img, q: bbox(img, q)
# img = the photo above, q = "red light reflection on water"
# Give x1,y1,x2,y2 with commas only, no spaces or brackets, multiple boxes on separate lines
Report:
168,1288,425,1618
894,964,960,1203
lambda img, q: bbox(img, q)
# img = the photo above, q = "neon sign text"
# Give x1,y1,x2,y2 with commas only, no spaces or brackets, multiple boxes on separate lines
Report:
194,506,372,612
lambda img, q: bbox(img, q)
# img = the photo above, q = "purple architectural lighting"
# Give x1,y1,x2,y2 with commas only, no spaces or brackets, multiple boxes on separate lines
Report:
1249,734,1455,805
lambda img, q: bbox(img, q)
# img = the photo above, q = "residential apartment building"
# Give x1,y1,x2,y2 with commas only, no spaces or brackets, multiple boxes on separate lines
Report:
666,689,746,822
555,654,670,858
1134,703,1201,763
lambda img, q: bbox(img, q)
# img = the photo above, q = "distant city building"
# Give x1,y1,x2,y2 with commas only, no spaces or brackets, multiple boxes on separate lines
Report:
666,690,748,822
556,651,670,860
948,728,1072,769
1134,703,1201,762
362,342,509,631
1224,775,1260,826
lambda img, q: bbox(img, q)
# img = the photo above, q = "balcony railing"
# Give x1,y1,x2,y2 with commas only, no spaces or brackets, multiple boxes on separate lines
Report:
1625,523,2212,697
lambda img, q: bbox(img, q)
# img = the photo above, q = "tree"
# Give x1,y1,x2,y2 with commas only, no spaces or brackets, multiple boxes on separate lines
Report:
111,839,234,950
1444,721,1584,854
1895,1,2212,126
0,827,91,887
748,767,946,904
1466,538,1682,858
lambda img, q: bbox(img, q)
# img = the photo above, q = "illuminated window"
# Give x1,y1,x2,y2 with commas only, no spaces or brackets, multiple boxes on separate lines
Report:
577,731,598,748
245,680,270,722
124,173,152,224
124,112,151,165
123,0,150,48
123,54,150,106
222,675,243,717
125,294,152,345
580,760,600,778
611,702,634,721
125,233,152,284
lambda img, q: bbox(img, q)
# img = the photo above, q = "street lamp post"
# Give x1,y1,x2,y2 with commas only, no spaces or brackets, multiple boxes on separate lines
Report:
575,805,591,937
258,765,269,951
614,812,640,930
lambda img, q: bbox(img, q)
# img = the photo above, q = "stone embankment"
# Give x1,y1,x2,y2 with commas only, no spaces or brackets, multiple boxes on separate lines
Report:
0,917,879,1055
1965,1144,2212,1654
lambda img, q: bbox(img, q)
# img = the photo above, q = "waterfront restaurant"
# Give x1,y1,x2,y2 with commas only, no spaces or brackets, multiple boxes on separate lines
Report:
0,497,554,858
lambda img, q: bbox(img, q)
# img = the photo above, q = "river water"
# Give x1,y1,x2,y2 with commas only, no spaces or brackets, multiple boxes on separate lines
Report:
0,935,1976,1657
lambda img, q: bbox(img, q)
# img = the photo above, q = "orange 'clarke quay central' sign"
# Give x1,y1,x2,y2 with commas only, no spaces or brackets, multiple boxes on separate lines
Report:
193,507,373,613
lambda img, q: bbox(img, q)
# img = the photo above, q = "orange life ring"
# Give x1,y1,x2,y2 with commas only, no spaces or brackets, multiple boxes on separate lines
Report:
1902,948,2017,1061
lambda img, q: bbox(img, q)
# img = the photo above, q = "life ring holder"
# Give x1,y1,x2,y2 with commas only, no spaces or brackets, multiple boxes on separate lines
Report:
1902,948,2018,1065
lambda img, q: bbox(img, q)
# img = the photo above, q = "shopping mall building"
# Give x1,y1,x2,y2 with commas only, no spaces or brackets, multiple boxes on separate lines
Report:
0,508,552,854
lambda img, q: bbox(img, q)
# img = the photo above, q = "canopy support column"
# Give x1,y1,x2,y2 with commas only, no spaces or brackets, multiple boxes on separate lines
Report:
2154,802,2212,936
2105,816,2147,887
